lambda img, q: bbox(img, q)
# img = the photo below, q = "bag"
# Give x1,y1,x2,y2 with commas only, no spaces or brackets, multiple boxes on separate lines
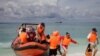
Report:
85,44,92,56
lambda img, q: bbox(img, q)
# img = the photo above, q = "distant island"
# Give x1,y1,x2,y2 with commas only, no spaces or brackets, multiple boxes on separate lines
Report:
55,21,62,23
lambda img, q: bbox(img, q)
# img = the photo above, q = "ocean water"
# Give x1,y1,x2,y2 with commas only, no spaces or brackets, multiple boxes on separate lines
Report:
0,22,100,56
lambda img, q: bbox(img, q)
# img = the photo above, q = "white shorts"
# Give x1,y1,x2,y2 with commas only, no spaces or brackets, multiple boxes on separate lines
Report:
90,42,98,50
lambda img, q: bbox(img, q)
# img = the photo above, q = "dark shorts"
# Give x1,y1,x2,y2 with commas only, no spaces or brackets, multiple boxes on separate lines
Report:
49,49,57,56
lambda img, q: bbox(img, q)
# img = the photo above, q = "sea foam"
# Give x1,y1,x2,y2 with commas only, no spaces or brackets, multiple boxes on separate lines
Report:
0,42,11,48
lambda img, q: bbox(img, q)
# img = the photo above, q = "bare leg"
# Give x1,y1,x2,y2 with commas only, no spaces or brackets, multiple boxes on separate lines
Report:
62,51,67,56
93,49,98,56
62,46,67,56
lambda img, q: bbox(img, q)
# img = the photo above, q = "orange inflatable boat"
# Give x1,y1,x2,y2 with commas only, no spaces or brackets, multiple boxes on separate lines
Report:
11,37,48,56
11,23,49,56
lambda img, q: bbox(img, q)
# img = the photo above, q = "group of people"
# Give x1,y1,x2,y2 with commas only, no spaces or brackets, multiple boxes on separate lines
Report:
17,22,99,56
48,31,78,56
18,22,46,44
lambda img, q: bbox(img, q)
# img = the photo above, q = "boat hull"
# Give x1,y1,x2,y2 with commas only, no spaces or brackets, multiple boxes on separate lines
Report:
11,38,48,56
15,48,46,56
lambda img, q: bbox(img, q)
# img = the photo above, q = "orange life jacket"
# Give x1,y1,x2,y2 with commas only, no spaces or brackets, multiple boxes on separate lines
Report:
49,36,60,49
89,33,97,43
19,32,27,44
62,36,71,46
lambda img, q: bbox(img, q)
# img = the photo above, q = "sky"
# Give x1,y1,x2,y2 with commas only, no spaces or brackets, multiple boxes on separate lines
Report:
0,0,100,22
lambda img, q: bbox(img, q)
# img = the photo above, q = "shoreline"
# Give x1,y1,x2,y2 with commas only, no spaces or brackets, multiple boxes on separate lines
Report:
0,48,100,56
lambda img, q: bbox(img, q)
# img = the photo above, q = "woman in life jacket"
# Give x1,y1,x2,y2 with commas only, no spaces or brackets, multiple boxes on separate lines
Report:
19,28,28,44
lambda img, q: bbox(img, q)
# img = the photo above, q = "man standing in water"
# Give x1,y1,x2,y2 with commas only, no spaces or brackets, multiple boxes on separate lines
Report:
49,31,60,56
87,28,99,56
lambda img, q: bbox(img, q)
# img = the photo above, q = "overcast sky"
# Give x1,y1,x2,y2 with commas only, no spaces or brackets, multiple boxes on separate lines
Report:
0,0,100,22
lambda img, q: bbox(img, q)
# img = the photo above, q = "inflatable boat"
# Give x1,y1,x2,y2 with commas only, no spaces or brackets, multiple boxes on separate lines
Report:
11,23,49,56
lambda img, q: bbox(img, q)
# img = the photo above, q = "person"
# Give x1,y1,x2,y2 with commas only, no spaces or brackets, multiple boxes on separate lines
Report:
19,28,28,44
26,26,36,42
18,26,23,36
49,31,60,56
18,24,25,36
36,22,46,43
61,32,78,56
87,28,99,56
